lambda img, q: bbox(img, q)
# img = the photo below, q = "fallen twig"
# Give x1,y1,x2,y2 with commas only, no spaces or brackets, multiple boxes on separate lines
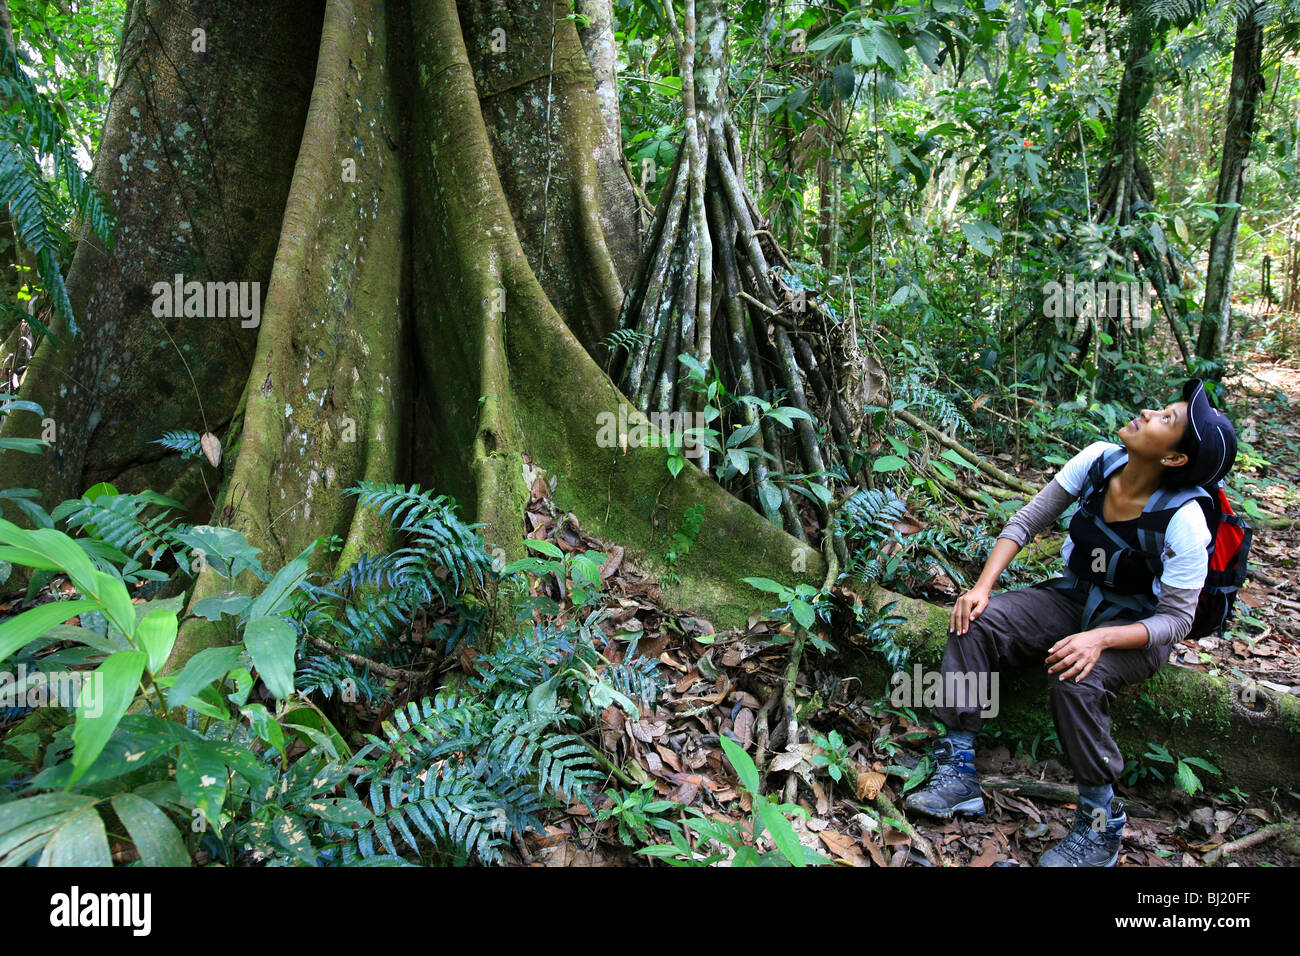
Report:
303,633,422,683
874,791,943,867
895,407,1039,496
1203,821,1296,865
980,774,1159,818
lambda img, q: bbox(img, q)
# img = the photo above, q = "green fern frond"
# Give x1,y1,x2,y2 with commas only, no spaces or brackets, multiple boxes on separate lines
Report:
0,41,115,339
52,490,190,570
152,429,204,459
348,481,492,592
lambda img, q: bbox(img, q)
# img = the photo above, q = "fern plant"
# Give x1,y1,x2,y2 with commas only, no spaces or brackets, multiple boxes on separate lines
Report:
0,37,114,339
294,484,495,700
151,429,205,460
894,372,972,437
342,618,662,865
52,487,193,581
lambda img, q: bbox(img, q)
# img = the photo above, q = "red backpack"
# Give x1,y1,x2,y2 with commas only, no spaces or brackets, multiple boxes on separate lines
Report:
1191,482,1253,639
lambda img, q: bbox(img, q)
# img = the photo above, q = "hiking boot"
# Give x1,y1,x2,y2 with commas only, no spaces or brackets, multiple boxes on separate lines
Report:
902,739,985,820
1037,801,1126,867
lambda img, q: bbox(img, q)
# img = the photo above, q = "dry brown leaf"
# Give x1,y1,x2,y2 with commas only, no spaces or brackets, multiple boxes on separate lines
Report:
818,830,867,866
200,431,222,468
971,837,1000,867
856,770,887,801
770,751,804,773
733,708,754,750
654,744,682,773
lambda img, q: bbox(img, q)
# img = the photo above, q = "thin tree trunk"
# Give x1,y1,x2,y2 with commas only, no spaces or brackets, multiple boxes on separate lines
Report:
1198,3,1266,367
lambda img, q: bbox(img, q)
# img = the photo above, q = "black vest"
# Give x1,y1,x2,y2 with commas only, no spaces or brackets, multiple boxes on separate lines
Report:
1049,446,1213,629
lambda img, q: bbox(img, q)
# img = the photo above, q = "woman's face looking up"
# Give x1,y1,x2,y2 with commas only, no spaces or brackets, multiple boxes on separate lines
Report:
1119,400,1191,464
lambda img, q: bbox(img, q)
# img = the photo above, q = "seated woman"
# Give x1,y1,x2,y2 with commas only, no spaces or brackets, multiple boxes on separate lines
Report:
903,378,1238,867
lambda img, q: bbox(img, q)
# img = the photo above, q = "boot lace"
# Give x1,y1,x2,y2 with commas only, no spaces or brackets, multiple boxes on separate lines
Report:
1051,809,1113,865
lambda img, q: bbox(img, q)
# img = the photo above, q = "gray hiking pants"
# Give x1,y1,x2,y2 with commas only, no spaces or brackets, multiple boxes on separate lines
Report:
933,581,1168,786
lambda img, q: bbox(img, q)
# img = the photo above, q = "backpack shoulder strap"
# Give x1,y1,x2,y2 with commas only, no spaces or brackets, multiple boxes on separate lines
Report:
1136,483,1214,565
1078,445,1128,509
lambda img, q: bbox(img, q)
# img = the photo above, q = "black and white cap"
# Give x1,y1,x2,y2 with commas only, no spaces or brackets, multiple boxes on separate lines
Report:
1182,378,1237,487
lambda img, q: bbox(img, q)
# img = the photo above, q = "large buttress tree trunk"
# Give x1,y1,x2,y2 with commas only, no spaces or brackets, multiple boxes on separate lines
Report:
0,0,326,516
0,0,827,671
1197,2,1266,366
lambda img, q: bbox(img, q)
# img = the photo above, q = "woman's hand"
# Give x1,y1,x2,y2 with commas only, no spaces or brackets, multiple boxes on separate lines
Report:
1046,630,1108,683
950,585,992,635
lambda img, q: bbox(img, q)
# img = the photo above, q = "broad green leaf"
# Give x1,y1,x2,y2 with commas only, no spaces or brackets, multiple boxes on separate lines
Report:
960,219,1002,256
871,25,906,72
280,700,351,758
191,591,252,621
71,650,147,785
39,805,111,866
0,542,140,639
719,733,759,794
1175,761,1201,795
185,683,231,721
677,353,707,379
271,811,318,865
742,577,789,595
588,678,640,722
82,569,139,642
850,34,872,65
1067,9,1083,42
110,793,190,866
0,806,82,866
136,607,178,674
832,62,855,99
805,482,832,507
177,743,229,827
872,454,908,472
0,519,94,582
0,793,98,841
792,600,815,630
304,798,373,825
246,542,315,619
807,26,849,52
0,599,99,662
173,526,265,580
526,671,565,716
941,448,980,470
241,703,285,751
571,553,604,588
756,795,806,866
165,644,244,710
243,616,297,699
524,539,563,559
0,437,48,454
82,482,119,501
912,29,942,72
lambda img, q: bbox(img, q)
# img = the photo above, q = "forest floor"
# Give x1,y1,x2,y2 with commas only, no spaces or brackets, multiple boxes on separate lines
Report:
3,347,1296,868
513,351,1300,868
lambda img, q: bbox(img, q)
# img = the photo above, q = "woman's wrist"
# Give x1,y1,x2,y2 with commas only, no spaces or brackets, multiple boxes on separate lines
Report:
1094,622,1151,650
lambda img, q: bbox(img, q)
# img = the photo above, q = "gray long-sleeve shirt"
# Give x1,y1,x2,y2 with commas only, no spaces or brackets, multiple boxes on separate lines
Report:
996,477,1199,648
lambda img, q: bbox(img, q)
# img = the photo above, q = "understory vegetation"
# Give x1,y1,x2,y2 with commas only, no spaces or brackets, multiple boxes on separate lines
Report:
0,0,1296,869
